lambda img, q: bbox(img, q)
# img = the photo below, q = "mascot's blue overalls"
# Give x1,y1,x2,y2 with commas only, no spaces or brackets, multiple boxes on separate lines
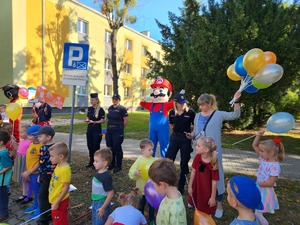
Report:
140,78,174,157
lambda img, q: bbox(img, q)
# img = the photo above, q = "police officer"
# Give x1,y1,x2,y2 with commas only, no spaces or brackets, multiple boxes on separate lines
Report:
106,94,128,173
85,93,105,167
165,90,195,194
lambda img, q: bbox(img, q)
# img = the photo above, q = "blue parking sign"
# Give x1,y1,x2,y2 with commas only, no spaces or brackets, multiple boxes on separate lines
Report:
63,43,89,70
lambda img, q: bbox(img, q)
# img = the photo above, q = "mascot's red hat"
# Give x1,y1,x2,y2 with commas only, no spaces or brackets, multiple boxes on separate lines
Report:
150,78,172,92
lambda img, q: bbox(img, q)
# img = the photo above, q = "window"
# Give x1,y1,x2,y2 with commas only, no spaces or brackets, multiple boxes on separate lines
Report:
126,39,132,50
142,46,148,56
78,19,88,34
104,58,111,70
105,31,111,43
104,85,112,96
141,68,147,77
125,63,132,74
155,51,161,60
124,87,130,98
77,86,87,96
140,89,146,97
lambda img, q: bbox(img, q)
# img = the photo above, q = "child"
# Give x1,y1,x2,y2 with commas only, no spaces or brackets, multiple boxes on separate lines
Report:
187,136,219,216
104,189,147,225
252,130,285,225
49,142,71,225
227,176,263,225
0,130,13,222
1,122,18,158
22,125,43,219
13,125,31,202
128,138,155,224
148,158,187,225
37,126,56,225
0,104,9,123
92,148,114,225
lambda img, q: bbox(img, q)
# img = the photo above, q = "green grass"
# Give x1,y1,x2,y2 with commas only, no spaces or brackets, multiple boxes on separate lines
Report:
48,112,300,155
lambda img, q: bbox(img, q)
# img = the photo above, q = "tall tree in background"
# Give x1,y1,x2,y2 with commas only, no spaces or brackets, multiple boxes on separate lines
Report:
148,0,300,127
95,0,136,94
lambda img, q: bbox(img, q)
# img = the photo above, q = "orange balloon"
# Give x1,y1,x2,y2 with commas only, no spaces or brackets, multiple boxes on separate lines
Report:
264,51,277,64
194,210,216,225
227,64,241,81
243,48,266,75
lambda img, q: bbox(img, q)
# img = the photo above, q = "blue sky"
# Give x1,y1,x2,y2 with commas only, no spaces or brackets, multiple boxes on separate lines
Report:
78,0,186,41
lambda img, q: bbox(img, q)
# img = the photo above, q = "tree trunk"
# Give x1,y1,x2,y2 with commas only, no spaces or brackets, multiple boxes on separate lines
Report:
111,28,119,94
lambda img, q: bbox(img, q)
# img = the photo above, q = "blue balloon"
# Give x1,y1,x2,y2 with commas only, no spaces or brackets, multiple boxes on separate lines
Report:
234,55,247,77
267,112,295,134
244,85,259,93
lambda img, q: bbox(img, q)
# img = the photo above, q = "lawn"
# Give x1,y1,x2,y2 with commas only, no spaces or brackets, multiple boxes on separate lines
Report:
12,151,300,225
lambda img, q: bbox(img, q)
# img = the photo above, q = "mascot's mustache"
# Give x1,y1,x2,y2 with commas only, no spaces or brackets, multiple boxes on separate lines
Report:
150,93,166,98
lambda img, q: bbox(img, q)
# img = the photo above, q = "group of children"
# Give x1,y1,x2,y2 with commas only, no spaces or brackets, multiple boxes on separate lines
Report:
0,123,72,225
0,115,285,225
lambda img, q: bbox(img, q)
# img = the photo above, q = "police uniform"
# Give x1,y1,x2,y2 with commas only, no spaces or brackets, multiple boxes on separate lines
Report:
165,92,195,194
105,94,128,172
86,93,105,166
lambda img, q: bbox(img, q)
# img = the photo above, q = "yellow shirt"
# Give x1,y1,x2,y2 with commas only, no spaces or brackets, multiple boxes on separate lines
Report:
49,164,71,204
26,143,42,173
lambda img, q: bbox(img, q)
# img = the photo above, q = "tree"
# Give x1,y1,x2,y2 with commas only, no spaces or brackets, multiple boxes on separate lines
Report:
148,0,300,127
94,0,136,95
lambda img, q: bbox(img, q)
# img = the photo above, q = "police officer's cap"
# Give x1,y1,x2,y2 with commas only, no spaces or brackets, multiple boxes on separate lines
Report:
112,93,121,100
90,93,98,98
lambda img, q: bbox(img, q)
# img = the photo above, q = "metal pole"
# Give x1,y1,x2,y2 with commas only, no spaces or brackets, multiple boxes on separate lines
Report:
68,85,76,163
42,0,45,85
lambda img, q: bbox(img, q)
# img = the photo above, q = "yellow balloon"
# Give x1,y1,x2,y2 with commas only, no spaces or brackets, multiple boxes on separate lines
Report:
6,103,22,121
140,158,156,181
243,48,266,75
227,64,241,81
194,210,216,225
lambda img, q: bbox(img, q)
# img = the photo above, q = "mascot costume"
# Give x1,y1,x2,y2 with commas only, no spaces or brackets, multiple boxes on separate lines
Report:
1,84,22,143
140,77,174,157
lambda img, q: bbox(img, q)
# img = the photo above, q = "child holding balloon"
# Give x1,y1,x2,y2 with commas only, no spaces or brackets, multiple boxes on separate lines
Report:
148,158,187,225
128,138,156,225
252,130,285,225
187,136,219,216
104,189,147,225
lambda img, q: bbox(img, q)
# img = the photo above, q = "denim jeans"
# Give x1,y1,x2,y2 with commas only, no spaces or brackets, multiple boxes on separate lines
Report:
0,186,8,216
92,199,111,225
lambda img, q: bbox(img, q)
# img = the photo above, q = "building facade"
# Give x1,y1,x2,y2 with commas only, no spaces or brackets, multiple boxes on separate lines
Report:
0,0,163,110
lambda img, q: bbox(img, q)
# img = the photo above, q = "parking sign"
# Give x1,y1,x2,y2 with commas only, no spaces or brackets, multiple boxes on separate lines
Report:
63,43,89,70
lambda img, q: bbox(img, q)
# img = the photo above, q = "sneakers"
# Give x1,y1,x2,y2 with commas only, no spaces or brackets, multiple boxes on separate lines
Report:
24,205,37,214
113,167,122,173
29,208,40,219
21,197,33,205
16,195,27,202
214,209,223,218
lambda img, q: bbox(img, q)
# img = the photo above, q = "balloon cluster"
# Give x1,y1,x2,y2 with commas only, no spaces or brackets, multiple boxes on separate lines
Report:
227,48,283,105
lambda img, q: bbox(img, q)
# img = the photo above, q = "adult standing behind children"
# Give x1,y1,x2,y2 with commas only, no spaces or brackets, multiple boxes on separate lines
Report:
166,90,195,194
49,142,71,225
128,138,156,225
92,148,114,225
85,93,105,168
0,130,13,222
106,93,128,173
37,126,56,225
186,91,241,218
32,99,52,126
148,158,187,225
227,176,263,225
22,125,43,220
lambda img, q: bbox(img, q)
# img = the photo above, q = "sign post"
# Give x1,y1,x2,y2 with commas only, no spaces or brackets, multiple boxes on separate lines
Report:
62,43,89,162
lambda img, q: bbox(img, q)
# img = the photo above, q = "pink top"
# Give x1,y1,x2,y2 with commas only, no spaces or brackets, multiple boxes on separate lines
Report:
17,139,31,155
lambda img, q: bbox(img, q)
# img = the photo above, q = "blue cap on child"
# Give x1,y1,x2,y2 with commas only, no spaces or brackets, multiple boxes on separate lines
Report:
27,125,42,138
229,176,264,210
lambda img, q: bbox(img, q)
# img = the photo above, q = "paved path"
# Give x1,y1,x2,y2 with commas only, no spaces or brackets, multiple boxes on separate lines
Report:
6,133,300,225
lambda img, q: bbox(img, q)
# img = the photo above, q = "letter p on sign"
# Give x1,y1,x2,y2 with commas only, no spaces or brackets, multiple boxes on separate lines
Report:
68,46,83,67
63,43,89,70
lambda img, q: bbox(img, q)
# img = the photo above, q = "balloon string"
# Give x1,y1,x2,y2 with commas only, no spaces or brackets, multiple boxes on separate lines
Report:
184,174,198,211
231,134,257,145
19,208,52,225
229,75,253,106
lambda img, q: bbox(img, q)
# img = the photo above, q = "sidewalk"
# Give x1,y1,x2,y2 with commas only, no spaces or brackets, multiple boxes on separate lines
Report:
5,133,300,225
